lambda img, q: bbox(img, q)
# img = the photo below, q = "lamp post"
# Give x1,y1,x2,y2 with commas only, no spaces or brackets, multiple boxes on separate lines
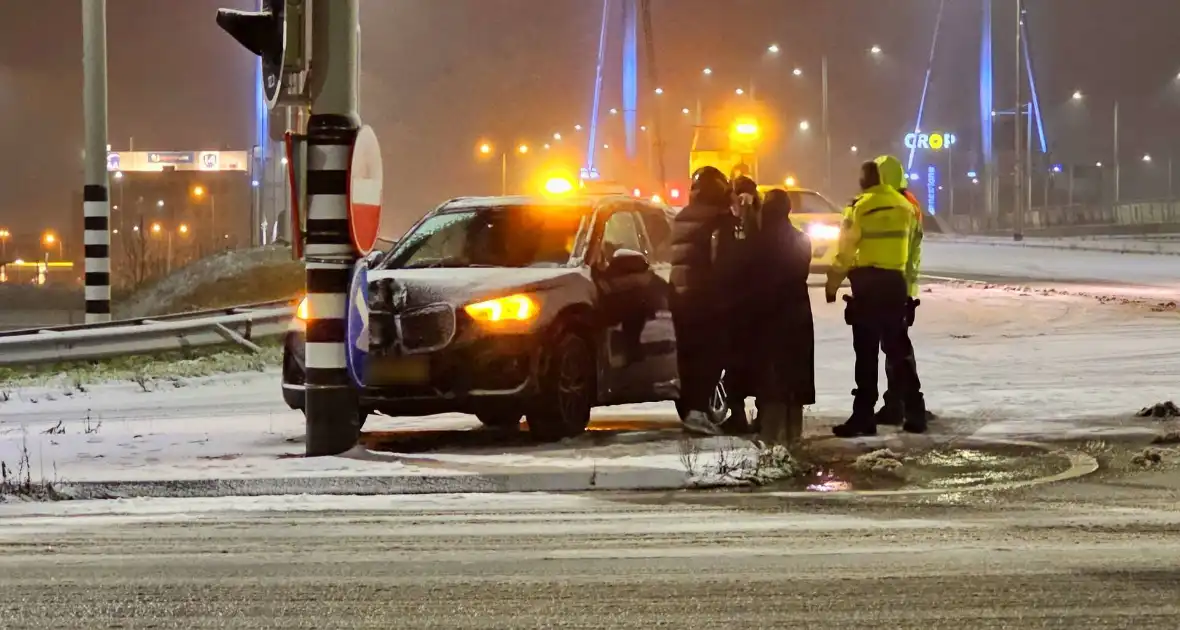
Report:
478,142,529,195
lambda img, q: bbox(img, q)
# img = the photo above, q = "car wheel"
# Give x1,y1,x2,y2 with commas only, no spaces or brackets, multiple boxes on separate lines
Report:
476,411,522,430
526,329,595,442
675,371,730,426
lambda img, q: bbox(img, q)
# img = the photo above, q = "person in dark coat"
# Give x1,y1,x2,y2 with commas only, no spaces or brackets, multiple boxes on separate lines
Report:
669,166,736,436
717,175,761,432
727,188,816,438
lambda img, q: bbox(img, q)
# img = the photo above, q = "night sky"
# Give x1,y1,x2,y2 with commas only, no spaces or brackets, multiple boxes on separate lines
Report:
1,0,1178,238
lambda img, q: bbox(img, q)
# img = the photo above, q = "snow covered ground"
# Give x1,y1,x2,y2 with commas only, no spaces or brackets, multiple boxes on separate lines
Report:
1,275,1176,488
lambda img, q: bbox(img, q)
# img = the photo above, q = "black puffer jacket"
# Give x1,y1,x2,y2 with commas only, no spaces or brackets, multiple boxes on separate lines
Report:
669,187,732,305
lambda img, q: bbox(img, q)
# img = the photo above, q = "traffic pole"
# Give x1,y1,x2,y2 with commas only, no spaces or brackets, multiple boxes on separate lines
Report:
303,0,362,456
82,0,112,323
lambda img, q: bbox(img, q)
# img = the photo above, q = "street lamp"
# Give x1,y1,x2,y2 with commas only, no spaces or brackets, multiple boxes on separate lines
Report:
156,199,164,208
609,108,618,115
1143,153,1153,163
552,132,562,140
702,67,712,75
681,107,691,115
792,67,803,77
799,120,811,131
850,145,859,154
767,44,780,54
654,87,663,95
870,45,882,55
179,223,189,235
478,142,529,195
735,88,744,95
42,231,62,259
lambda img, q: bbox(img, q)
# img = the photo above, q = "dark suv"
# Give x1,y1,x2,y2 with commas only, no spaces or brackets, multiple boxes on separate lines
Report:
282,194,726,441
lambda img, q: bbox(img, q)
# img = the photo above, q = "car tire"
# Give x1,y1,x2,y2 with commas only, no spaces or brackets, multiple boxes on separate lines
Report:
675,373,730,426
525,328,595,442
476,411,523,430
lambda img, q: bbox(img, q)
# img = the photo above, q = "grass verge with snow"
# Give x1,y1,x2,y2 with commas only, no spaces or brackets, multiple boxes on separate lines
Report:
0,342,282,391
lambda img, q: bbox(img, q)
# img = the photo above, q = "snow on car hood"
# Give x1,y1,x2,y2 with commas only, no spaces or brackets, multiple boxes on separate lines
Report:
366,266,585,307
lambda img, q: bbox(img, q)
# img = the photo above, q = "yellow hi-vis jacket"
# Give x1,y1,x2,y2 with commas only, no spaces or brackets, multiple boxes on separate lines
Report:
872,153,923,297
826,185,917,294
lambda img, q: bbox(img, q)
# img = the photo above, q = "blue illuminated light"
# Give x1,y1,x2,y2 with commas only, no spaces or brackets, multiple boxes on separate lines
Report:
908,172,920,181
926,165,938,215
622,0,638,160
967,170,978,178
1051,164,1063,173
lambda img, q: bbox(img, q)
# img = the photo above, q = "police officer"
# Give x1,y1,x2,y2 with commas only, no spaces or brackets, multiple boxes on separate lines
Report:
825,155,927,437
875,169,932,428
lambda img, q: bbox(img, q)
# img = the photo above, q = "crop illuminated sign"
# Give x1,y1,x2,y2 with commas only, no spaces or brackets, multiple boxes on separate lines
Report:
904,132,957,151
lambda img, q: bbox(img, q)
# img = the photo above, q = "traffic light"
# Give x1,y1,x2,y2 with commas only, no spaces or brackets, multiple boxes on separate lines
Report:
217,0,306,108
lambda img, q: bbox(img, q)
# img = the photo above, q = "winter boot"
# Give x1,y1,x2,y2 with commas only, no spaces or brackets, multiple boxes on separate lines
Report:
903,393,929,434
874,393,904,427
682,410,722,436
832,390,878,438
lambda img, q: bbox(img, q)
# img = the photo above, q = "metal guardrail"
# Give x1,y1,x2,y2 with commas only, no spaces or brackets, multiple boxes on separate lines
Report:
0,300,296,366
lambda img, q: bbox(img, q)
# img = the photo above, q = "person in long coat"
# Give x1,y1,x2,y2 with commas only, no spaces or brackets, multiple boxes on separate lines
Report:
733,188,816,440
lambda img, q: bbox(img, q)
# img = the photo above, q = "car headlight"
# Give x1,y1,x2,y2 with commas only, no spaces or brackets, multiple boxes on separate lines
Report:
296,296,308,320
464,294,537,323
807,223,841,241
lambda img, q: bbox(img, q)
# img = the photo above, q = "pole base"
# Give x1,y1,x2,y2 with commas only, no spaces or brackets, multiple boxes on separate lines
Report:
1013,233,1024,242
305,385,362,457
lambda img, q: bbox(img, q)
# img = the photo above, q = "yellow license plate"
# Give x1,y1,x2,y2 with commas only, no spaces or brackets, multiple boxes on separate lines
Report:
368,356,431,384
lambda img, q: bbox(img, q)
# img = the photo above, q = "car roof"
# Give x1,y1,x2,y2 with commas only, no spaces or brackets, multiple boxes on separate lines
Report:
437,194,664,213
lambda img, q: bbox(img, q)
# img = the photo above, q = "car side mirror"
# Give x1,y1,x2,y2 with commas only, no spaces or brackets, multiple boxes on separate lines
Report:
362,249,384,268
606,248,649,275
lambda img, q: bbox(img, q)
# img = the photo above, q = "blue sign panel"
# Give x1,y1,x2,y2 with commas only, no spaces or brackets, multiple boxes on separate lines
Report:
345,262,370,387
926,165,938,215
147,151,195,165
106,152,121,171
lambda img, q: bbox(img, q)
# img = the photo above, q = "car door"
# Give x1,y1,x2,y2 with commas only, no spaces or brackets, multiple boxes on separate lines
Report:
588,202,663,404
633,203,679,398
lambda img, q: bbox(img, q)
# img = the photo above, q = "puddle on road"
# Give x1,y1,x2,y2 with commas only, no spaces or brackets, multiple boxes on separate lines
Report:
765,445,1071,493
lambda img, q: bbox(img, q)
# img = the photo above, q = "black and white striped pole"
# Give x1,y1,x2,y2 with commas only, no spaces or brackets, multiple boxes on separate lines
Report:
82,0,111,323
218,0,362,455
302,0,362,455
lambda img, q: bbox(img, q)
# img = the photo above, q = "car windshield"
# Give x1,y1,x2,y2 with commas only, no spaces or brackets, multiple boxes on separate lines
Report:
385,204,591,269
789,191,842,214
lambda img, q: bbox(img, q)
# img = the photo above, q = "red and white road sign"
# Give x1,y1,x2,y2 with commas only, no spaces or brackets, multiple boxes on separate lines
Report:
348,125,384,255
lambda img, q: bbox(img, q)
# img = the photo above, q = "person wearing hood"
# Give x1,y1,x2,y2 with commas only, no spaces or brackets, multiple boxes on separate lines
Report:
877,169,934,429
825,155,927,437
726,188,816,439
669,166,737,435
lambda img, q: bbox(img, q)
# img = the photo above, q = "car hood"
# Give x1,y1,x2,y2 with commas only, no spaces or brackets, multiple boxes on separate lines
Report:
366,266,584,308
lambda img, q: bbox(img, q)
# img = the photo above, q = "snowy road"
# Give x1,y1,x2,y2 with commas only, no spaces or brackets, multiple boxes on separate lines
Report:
924,239,1180,296
3,490,1180,628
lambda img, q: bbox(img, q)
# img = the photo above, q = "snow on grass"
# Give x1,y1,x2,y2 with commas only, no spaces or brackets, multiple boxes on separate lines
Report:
0,343,282,392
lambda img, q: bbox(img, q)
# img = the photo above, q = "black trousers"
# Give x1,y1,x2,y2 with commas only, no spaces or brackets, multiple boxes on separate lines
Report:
846,268,921,415
883,324,921,407
671,300,722,413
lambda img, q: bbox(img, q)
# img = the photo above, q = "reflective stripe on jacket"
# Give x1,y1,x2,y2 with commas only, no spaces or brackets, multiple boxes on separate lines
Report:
829,185,915,281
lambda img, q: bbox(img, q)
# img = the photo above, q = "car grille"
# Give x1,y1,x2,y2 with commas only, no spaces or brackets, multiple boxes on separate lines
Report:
396,304,456,354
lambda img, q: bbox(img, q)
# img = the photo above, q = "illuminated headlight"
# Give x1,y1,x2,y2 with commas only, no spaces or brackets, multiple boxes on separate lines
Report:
807,223,841,240
464,294,538,323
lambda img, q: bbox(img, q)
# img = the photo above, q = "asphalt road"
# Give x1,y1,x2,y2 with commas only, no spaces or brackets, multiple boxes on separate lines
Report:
4,484,1180,629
